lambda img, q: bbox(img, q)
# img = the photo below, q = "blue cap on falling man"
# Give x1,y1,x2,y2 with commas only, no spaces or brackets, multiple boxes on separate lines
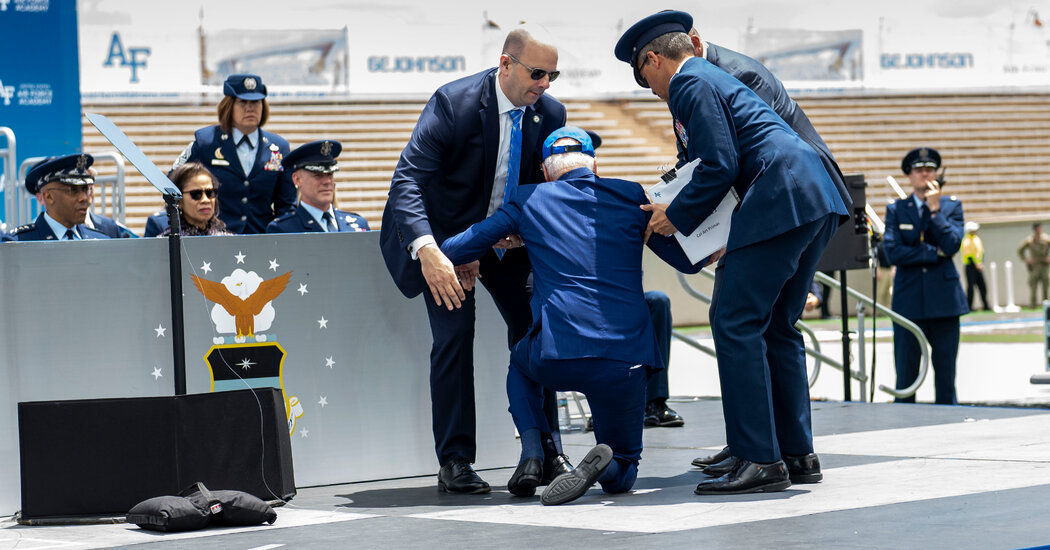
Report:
614,10,693,88
282,140,342,174
223,74,268,100
24,154,94,194
542,127,595,160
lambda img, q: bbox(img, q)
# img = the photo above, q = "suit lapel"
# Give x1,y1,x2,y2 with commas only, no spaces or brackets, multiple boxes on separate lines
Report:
480,74,499,201
298,205,323,233
218,131,245,178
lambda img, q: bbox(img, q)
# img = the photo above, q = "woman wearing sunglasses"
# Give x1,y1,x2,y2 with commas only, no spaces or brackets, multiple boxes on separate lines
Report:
160,162,232,236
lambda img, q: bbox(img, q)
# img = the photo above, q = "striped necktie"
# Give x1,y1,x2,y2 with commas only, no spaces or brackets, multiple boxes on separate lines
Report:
496,109,523,260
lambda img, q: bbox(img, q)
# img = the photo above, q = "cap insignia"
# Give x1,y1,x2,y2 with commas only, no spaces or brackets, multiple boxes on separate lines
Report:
76,155,88,172
244,77,257,91
321,141,332,157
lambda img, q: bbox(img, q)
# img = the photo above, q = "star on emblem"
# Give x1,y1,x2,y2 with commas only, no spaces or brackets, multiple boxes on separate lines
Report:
325,356,335,368
154,324,167,337
318,316,328,329
300,428,309,438
269,258,280,271
235,251,246,264
200,261,212,274
298,283,308,296
151,367,163,380
318,396,328,407
238,358,256,370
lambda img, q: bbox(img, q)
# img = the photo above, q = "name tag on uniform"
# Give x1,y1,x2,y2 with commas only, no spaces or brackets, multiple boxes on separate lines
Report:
211,159,230,166
899,223,914,230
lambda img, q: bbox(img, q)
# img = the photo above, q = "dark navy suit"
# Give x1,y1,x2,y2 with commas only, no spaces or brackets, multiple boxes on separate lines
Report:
379,68,566,465
441,167,699,492
883,194,968,404
266,205,369,234
667,57,850,464
143,211,168,237
89,212,137,238
184,125,296,234
3,212,111,241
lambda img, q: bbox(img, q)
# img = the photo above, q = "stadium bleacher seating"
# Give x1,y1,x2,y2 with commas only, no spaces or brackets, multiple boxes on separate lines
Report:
82,92,1050,234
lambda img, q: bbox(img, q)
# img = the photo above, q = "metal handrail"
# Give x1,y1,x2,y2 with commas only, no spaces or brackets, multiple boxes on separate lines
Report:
0,127,15,226
16,151,127,227
812,270,931,398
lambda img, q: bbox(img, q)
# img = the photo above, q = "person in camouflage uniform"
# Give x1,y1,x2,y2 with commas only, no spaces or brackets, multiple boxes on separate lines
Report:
1018,222,1050,309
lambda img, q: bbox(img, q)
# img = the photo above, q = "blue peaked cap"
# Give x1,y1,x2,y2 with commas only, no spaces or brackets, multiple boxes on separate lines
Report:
614,11,693,88
542,127,595,160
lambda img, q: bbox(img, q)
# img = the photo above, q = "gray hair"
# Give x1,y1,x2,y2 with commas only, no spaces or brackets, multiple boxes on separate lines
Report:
638,31,693,65
542,138,594,180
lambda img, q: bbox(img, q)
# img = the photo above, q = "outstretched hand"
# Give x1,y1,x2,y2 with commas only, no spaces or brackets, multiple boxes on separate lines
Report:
418,245,465,310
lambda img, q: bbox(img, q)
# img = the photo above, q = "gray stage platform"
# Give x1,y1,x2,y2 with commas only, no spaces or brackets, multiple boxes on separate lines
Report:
3,398,1048,549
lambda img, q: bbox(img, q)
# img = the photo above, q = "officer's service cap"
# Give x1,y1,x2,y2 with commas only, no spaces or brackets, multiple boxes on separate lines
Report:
614,11,693,88
283,140,342,174
223,74,267,100
901,147,941,174
25,154,94,194
543,127,595,160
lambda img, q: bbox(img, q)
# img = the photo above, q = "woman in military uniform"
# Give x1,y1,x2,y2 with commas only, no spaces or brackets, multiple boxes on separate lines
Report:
170,73,296,234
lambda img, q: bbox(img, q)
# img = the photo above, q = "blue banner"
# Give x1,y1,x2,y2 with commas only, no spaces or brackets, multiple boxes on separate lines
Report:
0,0,82,223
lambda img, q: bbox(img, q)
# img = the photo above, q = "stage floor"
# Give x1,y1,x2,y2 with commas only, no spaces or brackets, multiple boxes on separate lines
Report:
3,398,1048,549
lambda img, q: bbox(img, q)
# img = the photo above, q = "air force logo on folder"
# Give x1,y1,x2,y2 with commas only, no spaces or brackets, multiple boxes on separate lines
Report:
647,158,737,264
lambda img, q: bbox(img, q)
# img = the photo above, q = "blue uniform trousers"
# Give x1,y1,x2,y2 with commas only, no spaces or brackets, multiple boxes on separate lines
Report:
424,248,533,464
644,290,672,402
892,316,960,405
709,213,840,464
507,336,646,495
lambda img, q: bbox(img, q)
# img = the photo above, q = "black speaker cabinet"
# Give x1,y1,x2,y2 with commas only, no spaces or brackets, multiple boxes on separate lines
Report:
18,388,295,520
817,173,870,272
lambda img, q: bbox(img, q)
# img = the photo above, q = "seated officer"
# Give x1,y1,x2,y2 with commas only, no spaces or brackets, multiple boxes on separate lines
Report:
3,154,111,242
266,140,369,234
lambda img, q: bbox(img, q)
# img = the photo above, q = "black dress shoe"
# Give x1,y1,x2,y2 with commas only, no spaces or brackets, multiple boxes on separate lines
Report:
507,457,543,497
438,457,491,494
701,455,742,477
695,459,791,495
691,446,731,468
540,444,613,505
541,453,574,485
643,401,685,428
783,453,822,484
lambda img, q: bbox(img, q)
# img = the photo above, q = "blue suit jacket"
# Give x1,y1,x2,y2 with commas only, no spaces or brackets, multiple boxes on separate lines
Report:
379,68,567,298
143,211,168,237
883,194,969,320
185,125,296,234
89,212,138,238
666,57,849,252
3,212,111,241
266,205,370,233
682,44,850,211
440,168,699,365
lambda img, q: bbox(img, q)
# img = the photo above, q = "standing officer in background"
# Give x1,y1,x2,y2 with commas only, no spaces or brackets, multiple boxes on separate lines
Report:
380,27,570,494
883,147,968,405
616,12,849,495
1017,222,1050,309
167,74,296,234
961,221,989,311
266,140,369,234
3,155,111,242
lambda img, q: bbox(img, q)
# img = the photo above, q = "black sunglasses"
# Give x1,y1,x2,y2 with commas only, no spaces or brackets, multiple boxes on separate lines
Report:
186,188,217,201
504,52,560,82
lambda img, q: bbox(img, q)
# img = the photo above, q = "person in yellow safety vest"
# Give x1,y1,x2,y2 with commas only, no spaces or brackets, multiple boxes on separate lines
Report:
960,221,988,311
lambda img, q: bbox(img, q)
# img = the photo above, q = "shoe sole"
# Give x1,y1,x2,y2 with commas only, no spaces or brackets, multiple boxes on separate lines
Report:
694,479,792,495
645,420,685,428
540,444,613,506
438,481,491,495
789,472,823,484
508,475,541,497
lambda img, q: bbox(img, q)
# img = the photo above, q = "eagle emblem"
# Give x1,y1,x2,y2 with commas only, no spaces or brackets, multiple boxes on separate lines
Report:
191,270,293,339
321,140,332,157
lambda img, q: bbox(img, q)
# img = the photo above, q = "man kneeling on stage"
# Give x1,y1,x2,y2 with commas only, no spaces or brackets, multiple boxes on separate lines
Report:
440,127,700,505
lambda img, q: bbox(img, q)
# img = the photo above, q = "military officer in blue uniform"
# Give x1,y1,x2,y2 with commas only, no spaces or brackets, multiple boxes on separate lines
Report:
171,73,296,234
142,210,167,237
616,12,850,495
882,147,968,405
266,140,369,234
440,127,701,505
87,211,137,238
3,155,111,242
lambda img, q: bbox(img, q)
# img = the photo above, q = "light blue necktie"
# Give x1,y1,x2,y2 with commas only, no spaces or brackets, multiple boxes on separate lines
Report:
496,109,523,260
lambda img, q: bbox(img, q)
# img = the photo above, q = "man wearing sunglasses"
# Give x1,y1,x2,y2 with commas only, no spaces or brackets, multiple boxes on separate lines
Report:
267,140,369,234
616,12,850,495
380,27,568,495
3,154,111,242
